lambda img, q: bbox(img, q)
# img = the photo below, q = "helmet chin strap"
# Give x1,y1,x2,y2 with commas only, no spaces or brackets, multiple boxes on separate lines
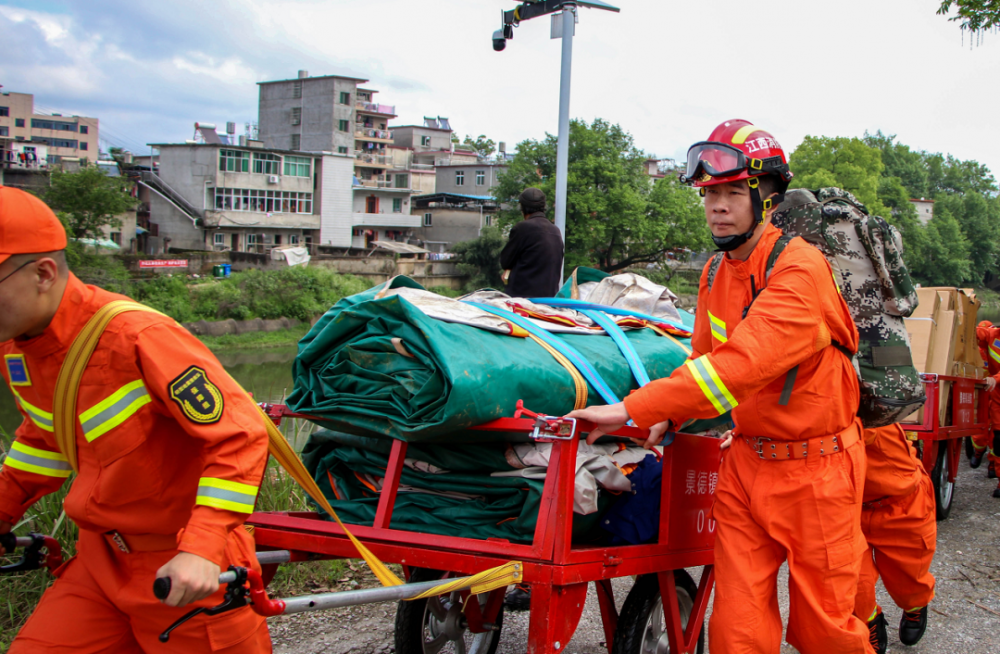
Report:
710,177,783,253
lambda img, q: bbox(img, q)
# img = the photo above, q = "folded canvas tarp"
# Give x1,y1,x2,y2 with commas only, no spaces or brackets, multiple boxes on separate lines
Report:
302,429,618,542
286,275,696,442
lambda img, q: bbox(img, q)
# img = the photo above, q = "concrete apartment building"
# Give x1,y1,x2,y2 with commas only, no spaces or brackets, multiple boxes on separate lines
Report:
257,71,417,248
411,162,506,252
911,198,934,225
0,91,99,166
143,134,354,253
388,118,480,195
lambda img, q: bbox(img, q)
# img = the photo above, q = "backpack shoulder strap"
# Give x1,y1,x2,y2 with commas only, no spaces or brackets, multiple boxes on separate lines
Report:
765,234,794,283
53,301,161,472
706,253,724,292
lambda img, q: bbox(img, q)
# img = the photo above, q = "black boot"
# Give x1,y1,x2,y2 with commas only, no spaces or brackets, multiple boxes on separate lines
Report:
989,460,997,479
867,612,888,654
970,447,986,468
993,482,1000,499
899,606,927,646
503,584,531,611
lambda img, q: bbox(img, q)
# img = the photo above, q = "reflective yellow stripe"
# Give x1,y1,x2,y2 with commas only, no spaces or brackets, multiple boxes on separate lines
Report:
196,477,258,513
731,124,760,145
4,441,72,478
11,389,53,432
708,310,728,343
686,356,738,415
78,379,152,442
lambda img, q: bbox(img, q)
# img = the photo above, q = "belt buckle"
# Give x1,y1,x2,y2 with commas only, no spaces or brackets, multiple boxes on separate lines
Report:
108,530,130,554
751,437,771,459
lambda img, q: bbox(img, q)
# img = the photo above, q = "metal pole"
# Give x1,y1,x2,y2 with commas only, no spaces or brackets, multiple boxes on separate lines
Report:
553,3,575,286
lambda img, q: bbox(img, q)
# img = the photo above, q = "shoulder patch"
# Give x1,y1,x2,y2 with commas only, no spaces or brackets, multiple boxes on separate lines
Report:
169,366,224,424
5,354,31,386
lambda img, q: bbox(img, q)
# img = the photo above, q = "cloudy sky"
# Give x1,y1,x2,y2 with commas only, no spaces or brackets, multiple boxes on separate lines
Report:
2,0,998,181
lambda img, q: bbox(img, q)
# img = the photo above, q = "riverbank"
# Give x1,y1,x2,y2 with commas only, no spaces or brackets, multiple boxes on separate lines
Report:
197,324,311,351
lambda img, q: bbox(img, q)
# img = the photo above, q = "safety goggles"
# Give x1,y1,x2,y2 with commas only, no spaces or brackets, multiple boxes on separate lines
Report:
683,142,751,181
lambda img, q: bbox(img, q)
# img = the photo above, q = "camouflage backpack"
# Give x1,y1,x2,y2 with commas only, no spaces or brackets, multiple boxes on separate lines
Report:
768,187,925,427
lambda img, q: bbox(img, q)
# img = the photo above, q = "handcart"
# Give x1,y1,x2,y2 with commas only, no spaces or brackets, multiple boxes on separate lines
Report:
243,403,720,654
903,373,990,520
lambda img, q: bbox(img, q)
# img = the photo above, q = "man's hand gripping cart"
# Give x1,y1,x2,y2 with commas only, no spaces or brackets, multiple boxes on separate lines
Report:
162,403,721,654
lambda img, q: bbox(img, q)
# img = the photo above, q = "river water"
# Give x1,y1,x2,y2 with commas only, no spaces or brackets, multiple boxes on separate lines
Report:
0,347,299,438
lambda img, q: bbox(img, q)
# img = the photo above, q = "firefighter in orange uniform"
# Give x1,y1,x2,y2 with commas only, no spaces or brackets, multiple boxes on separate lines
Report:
0,186,271,652
973,321,1000,492
855,424,936,654
570,120,874,653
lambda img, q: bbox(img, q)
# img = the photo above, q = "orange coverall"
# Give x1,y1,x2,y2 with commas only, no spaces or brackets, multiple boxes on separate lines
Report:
854,424,936,622
973,325,1000,464
0,275,271,653
624,224,871,654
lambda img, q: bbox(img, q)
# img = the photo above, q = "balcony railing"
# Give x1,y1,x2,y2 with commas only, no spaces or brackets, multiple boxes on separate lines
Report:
355,102,396,115
354,152,392,166
354,179,392,188
354,128,393,140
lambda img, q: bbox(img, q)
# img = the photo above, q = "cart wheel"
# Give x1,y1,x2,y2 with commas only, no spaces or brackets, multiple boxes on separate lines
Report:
395,568,504,654
612,570,705,654
931,443,954,521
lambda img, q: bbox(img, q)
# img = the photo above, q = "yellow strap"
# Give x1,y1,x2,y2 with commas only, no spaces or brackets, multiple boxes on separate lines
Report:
526,333,588,410
54,300,521,597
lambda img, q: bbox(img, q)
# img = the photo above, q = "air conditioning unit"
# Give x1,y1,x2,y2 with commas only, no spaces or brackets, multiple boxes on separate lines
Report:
267,175,280,184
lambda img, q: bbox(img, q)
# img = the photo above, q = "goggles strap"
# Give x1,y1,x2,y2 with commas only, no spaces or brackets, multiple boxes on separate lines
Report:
747,177,766,225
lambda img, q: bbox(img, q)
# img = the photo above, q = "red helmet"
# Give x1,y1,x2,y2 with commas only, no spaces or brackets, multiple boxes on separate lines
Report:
681,119,793,188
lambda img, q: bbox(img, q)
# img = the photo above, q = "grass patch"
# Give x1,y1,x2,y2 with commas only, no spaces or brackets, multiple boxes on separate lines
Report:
198,324,312,352
425,285,464,298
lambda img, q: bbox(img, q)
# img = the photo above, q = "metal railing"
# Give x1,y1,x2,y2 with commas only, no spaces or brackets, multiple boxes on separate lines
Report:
355,102,396,115
354,152,392,166
355,128,393,140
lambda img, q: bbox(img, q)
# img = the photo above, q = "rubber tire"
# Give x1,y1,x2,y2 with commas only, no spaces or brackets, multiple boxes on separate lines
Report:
612,570,705,654
394,568,504,654
931,443,954,521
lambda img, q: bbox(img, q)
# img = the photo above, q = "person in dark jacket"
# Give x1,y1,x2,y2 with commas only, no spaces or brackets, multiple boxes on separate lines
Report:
499,188,564,297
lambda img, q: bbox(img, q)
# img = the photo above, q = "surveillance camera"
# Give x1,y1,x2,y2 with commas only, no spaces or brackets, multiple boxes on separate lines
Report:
492,29,506,52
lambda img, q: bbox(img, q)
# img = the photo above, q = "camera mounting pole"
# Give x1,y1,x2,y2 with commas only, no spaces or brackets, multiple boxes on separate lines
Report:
497,1,620,285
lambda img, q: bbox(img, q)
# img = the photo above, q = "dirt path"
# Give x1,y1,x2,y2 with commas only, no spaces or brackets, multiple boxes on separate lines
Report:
271,456,1000,653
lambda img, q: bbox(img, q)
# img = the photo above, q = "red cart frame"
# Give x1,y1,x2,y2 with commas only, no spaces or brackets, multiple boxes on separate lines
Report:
248,405,719,654
902,373,989,517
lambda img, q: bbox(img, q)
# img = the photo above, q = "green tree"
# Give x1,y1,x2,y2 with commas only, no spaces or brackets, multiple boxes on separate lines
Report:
493,118,709,272
914,207,972,285
461,134,496,159
42,167,135,242
863,131,930,198
451,226,507,291
935,192,1000,282
937,1,1000,35
788,136,892,219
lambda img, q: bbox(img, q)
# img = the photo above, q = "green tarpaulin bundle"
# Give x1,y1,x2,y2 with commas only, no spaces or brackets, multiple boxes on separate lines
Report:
302,429,614,542
286,275,696,442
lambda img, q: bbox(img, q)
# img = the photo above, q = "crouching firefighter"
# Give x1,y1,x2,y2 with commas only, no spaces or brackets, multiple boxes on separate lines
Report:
571,120,875,653
0,186,272,652
972,320,1000,492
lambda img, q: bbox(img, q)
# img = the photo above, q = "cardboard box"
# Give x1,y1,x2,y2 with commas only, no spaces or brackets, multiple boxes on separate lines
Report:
904,317,936,374
937,289,955,312
912,288,941,320
958,289,981,364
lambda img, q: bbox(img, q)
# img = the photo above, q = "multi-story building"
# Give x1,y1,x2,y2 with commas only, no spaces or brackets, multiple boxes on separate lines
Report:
910,198,934,225
387,118,480,195
410,162,507,252
433,163,506,196
257,71,418,248
0,91,99,166
144,131,354,253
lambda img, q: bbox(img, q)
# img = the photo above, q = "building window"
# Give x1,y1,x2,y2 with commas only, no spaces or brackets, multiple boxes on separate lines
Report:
392,198,402,213
291,107,301,126
80,142,88,151
213,233,225,246
423,213,432,227
30,119,78,132
338,119,349,132
283,155,311,177
110,232,122,245
338,146,348,154
292,80,302,98
248,234,259,246
476,170,485,186
214,188,313,214
340,91,350,104
420,135,430,146
0,107,8,117
29,137,77,149
15,118,24,128
80,125,89,134
254,152,281,175
455,170,464,186
485,214,493,227
0,127,7,137
219,149,250,172
394,174,408,189
274,234,282,245
291,134,300,150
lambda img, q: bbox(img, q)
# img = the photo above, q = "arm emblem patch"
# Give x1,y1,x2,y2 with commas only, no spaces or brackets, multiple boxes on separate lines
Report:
5,354,31,386
168,366,224,424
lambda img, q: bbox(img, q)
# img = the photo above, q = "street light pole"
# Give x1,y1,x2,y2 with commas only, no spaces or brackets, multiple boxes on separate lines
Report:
553,3,575,251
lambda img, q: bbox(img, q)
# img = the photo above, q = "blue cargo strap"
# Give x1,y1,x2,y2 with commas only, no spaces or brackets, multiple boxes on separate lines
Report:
464,301,621,405
528,298,691,335
579,309,651,387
